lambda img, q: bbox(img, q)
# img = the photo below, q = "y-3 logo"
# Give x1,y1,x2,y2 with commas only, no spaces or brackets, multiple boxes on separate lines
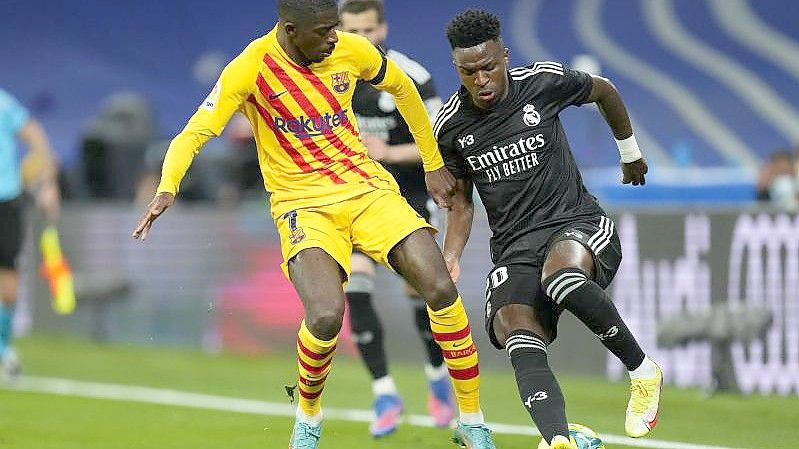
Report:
458,134,475,149
597,326,619,341
524,391,549,408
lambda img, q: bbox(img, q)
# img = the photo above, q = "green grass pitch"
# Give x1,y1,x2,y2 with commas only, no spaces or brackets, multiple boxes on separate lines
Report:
1,336,796,448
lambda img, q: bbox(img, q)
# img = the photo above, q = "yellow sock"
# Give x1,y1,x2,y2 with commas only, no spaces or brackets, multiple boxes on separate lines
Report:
427,296,481,415
296,321,337,417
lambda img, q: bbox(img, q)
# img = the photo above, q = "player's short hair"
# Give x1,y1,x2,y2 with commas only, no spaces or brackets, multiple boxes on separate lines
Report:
278,0,338,22
339,0,385,23
446,9,502,49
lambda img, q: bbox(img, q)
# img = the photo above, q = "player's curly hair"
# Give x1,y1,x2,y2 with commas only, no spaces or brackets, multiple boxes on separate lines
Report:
446,9,502,49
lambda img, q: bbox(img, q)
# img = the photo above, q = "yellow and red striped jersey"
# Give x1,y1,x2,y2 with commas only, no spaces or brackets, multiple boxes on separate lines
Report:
157,25,443,218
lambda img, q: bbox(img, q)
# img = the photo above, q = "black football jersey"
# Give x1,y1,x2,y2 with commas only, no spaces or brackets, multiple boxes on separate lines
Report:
435,61,606,261
352,48,442,202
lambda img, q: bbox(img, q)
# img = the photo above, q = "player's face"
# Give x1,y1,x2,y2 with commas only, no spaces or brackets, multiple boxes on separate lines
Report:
453,39,510,110
339,10,387,47
286,8,340,64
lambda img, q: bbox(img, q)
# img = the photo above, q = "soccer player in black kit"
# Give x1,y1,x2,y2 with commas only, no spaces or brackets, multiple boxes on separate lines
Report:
437,10,663,449
338,0,455,437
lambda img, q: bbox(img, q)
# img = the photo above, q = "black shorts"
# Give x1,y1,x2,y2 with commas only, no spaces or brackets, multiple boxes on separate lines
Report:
484,215,622,349
0,197,24,269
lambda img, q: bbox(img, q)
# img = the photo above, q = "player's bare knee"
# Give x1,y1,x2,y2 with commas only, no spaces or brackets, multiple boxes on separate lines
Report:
306,308,344,341
542,240,593,280
423,276,458,311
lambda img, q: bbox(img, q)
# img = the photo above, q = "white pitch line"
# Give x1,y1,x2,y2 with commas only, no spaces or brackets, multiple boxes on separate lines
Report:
2,376,749,449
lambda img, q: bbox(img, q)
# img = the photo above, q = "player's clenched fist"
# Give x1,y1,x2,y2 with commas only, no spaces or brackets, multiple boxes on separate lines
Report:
621,158,648,186
425,166,456,208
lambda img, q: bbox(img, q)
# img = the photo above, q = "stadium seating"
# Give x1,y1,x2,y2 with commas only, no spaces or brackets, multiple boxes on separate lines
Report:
1,0,797,202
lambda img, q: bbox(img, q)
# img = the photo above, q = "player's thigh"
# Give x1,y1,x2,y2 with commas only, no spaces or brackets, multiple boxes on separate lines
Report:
388,228,456,309
542,216,622,287
399,195,436,299
485,263,560,349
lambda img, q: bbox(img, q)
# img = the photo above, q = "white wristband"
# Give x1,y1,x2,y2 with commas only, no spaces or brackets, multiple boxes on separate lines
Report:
615,134,643,163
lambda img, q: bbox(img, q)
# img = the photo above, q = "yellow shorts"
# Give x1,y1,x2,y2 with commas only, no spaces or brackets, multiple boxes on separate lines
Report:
275,189,436,280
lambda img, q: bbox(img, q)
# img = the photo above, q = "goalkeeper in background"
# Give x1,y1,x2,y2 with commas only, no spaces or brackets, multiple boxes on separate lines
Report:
0,88,61,381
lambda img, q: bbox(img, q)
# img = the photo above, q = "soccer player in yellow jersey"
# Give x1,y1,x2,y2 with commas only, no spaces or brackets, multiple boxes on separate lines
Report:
132,1,495,448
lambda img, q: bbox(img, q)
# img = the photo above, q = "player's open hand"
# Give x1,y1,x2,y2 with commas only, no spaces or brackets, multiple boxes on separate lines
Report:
621,158,648,186
425,167,456,208
443,253,461,283
132,192,175,240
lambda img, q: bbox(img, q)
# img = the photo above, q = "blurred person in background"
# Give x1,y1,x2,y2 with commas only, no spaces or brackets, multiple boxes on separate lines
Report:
0,88,60,381
338,0,455,437
132,0,496,447
80,92,156,200
437,10,660,448
756,150,797,211
136,114,261,206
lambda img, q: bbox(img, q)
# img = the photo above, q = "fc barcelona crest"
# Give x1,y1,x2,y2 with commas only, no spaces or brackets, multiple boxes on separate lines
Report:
284,210,306,245
331,71,351,94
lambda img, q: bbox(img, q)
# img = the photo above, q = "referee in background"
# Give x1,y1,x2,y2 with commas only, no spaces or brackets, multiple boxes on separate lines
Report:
0,88,60,381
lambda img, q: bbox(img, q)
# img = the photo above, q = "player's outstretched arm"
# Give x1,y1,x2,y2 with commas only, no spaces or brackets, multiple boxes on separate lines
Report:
442,179,475,283
587,75,648,186
130,130,212,241
132,48,254,240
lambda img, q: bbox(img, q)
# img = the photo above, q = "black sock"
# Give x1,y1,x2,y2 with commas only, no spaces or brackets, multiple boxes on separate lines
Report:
505,330,568,444
543,268,645,371
412,299,445,368
346,292,388,379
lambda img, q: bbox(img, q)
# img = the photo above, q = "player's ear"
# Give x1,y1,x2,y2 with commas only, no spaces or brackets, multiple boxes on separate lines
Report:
503,47,510,64
284,21,297,37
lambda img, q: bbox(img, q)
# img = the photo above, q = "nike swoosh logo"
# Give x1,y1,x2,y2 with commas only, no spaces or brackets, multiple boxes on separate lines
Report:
452,341,465,348
269,91,288,100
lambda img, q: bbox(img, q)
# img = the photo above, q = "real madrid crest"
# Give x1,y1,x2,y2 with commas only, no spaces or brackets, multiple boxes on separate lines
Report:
331,71,351,94
522,103,541,127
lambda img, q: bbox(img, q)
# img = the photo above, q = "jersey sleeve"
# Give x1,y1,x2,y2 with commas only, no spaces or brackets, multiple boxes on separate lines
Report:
531,62,593,112
437,130,468,179
0,89,31,135
157,50,256,194
418,79,443,123
350,33,387,83
350,35,444,171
